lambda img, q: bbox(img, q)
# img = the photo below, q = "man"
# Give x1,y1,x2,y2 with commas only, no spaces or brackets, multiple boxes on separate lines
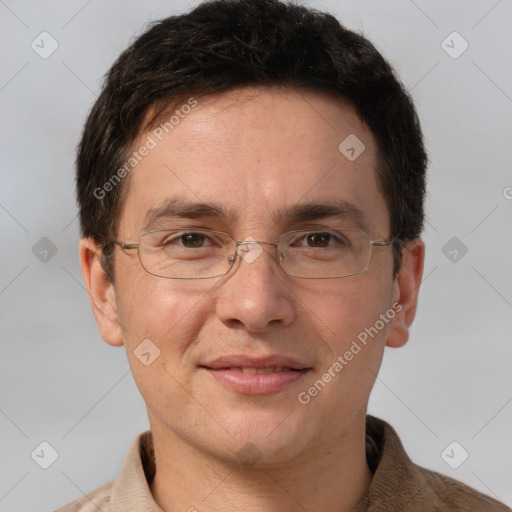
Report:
57,0,510,510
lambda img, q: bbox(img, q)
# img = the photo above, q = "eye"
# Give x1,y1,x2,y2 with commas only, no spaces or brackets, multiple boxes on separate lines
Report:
162,231,215,248
179,232,207,248
304,232,332,248
292,231,346,248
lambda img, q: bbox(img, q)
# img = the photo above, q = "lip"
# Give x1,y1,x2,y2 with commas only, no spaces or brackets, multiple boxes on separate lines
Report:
203,355,309,370
199,355,312,395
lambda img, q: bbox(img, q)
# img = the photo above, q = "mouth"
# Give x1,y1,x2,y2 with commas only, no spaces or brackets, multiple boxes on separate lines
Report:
202,365,307,374
212,366,304,374
199,358,312,394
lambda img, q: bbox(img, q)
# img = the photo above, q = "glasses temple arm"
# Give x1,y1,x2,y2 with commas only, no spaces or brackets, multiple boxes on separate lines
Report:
109,239,139,250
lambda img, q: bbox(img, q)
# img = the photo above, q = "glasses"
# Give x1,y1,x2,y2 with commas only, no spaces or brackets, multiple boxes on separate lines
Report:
110,227,394,280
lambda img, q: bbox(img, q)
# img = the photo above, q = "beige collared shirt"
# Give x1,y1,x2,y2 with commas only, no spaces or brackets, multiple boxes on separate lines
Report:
55,416,510,511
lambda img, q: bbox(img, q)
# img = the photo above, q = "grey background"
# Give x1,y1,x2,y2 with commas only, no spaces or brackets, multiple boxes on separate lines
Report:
1,0,511,510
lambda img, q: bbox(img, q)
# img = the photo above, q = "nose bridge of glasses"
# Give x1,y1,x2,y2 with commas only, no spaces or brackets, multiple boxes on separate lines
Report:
236,239,279,248
230,239,282,268
235,239,280,257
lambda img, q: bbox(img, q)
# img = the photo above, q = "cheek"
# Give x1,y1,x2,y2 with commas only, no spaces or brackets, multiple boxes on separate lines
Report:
293,279,395,425
116,271,218,366
303,274,395,390
116,276,218,414
305,274,393,342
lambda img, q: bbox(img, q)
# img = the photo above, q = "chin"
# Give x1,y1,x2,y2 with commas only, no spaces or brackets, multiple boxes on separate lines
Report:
206,409,315,466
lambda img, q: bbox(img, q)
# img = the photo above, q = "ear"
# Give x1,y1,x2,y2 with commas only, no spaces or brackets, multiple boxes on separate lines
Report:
386,238,425,348
79,238,124,347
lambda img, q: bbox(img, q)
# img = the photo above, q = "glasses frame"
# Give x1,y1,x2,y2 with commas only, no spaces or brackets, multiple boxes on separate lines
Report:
109,227,395,280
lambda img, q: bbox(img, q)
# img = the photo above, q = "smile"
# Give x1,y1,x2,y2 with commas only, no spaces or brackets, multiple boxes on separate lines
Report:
200,366,311,394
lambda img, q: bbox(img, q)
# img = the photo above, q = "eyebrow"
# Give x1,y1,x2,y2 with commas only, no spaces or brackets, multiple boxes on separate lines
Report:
275,201,369,230
142,196,370,232
142,197,240,231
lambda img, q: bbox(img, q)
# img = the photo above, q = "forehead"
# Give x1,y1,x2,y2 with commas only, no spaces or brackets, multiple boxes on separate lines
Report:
119,87,389,237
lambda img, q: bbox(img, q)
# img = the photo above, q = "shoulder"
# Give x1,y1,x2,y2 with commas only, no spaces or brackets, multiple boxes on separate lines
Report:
54,481,113,512
363,416,511,511
54,430,155,512
415,463,511,511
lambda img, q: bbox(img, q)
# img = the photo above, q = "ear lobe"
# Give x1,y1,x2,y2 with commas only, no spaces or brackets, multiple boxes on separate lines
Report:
386,238,425,349
79,237,124,347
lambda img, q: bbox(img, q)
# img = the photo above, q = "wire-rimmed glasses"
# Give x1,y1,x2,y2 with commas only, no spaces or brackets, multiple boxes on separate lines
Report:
110,227,394,279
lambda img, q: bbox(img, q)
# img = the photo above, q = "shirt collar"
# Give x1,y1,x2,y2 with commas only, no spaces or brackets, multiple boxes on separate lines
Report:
109,430,161,511
107,416,443,511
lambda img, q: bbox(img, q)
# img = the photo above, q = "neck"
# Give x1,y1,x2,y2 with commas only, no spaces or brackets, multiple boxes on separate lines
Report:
149,414,372,512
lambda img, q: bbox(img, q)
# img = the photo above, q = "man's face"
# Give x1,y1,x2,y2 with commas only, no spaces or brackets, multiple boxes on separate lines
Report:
100,87,404,464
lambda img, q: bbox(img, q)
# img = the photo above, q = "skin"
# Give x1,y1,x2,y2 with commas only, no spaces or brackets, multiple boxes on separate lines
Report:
80,87,424,512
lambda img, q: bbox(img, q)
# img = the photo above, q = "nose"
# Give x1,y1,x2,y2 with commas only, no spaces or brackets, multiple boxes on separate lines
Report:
215,242,295,332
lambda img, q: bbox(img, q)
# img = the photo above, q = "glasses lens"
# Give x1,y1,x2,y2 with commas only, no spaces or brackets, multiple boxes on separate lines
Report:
278,229,371,278
139,229,235,279
136,228,373,279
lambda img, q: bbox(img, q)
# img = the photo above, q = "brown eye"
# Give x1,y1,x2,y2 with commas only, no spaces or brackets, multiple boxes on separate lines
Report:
305,232,331,247
179,233,207,248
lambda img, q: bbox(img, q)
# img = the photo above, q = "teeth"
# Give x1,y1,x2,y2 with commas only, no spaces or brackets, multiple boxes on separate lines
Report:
240,366,285,374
